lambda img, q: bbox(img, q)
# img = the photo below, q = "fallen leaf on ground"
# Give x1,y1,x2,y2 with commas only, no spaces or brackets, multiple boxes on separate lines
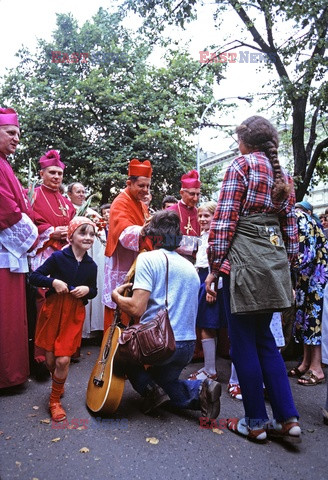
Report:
40,419,51,424
77,426,87,430
87,351,92,355
28,414,37,417
32,406,39,410
0,431,3,435
79,447,90,453
15,461,21,467
146,437,159,445
51,437,61,443
5,436,11,440
212,428,224,435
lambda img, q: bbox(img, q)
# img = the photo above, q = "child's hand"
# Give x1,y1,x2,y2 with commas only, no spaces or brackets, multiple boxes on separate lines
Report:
205,273,217,300
206,292,215,304
70,286,89,298
52,279,69,294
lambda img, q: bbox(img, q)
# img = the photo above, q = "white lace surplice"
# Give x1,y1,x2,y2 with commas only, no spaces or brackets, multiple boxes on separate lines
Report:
102,225,141,309
0,213,38,273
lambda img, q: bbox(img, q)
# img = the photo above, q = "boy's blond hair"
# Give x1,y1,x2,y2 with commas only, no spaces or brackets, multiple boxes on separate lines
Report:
198,201,217,215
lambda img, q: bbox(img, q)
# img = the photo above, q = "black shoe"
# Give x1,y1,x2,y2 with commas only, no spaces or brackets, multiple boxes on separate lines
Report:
141,386,170,414
200,378,221,419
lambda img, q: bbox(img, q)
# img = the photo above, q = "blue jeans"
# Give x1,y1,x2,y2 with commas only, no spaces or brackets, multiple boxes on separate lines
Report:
125,340,202,410
222,275,299,425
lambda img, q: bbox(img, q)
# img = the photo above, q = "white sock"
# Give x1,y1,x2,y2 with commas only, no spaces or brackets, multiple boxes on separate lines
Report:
201,338,216,375
229,363,239,385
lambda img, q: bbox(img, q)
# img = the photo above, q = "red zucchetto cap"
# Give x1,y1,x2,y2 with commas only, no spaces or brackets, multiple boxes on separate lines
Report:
0,108,20,128
128,158,152,178
181,170,201,188
39,150,65,170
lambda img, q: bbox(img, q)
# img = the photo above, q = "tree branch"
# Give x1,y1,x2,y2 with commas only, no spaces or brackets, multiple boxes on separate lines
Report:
305,106,319,161
303,136,328,190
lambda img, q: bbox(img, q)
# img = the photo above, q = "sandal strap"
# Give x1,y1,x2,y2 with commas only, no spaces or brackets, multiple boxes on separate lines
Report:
280,421,299,435
49,402,67,422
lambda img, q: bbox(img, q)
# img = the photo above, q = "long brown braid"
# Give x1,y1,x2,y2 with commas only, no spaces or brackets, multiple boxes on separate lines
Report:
236,116,291,202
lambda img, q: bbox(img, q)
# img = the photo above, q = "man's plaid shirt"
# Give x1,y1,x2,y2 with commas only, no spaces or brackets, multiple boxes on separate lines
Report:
208,151,298,276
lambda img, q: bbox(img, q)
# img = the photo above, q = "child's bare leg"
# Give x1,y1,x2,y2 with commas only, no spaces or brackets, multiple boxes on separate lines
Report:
45,351,56,374
54,356,70,379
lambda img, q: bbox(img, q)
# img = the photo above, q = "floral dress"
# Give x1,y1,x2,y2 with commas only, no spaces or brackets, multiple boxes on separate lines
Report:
294,210,328,345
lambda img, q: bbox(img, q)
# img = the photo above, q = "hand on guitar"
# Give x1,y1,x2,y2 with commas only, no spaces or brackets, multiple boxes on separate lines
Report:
111,282,133,304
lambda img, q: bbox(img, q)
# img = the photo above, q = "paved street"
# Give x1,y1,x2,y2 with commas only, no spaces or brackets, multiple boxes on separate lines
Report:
1,343,327,480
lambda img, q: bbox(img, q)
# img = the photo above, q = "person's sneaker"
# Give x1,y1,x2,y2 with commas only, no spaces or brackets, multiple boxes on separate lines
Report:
200,378,221,419
141,386,170,414
188,368,218,381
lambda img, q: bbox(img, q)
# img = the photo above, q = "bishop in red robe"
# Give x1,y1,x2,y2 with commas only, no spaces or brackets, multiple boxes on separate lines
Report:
168,169,201,261
29,150,75,367
102,159,152,330
0,108,38,389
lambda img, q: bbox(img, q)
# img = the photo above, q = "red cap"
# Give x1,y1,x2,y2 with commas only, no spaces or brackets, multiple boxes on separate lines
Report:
181,170,201,188
128,159,152,178
68,216,96,239
0,108,19,128
39,150,65,170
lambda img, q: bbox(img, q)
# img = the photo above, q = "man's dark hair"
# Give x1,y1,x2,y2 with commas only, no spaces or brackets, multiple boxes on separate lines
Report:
143,210,181,251
100,203,111,213
162,195,178,209
128,176,139,183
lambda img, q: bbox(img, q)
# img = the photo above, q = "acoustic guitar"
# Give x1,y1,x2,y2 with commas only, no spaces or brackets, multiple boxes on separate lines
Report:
86,261,137,415
86,311,125,415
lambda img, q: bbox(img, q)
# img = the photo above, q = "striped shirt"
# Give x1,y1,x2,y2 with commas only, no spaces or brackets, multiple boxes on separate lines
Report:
208,151,298,275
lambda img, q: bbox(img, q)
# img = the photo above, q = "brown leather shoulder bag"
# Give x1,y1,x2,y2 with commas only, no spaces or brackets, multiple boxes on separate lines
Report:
117,251,176,365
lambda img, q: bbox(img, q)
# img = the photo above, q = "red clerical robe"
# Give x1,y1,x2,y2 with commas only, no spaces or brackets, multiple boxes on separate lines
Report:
32,185,75,251
0,153,38,388
168,200,200,236
103,188,150,329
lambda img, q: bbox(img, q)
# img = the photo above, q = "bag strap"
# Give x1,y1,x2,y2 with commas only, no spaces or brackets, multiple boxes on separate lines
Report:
162,251,169,309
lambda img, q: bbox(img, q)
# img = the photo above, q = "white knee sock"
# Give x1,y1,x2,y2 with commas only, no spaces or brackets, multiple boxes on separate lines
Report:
201,338,216,375
229,363,239,385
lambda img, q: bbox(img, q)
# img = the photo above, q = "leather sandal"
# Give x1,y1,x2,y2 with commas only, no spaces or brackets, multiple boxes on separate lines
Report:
298,370,325,386
266,420,301,444
227,417,267,443
227,383,242,400
188,369,218,381
287,366,308,378
49,402,67,422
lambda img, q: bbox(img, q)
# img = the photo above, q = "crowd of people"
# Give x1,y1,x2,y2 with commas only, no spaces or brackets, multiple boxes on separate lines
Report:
1,107,328,445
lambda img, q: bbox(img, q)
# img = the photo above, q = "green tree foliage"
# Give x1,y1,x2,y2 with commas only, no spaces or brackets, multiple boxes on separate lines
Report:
122,0,328,200
0,8,222,208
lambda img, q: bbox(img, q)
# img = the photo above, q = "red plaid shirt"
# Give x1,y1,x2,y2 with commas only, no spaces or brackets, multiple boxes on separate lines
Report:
208,151,298,275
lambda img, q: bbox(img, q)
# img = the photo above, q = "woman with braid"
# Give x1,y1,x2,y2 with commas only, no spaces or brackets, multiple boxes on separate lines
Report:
206,116,301,444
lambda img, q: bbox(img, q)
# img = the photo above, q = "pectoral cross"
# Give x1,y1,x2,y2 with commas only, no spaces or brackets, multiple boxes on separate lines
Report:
184,216,193,235
58,203,68,216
